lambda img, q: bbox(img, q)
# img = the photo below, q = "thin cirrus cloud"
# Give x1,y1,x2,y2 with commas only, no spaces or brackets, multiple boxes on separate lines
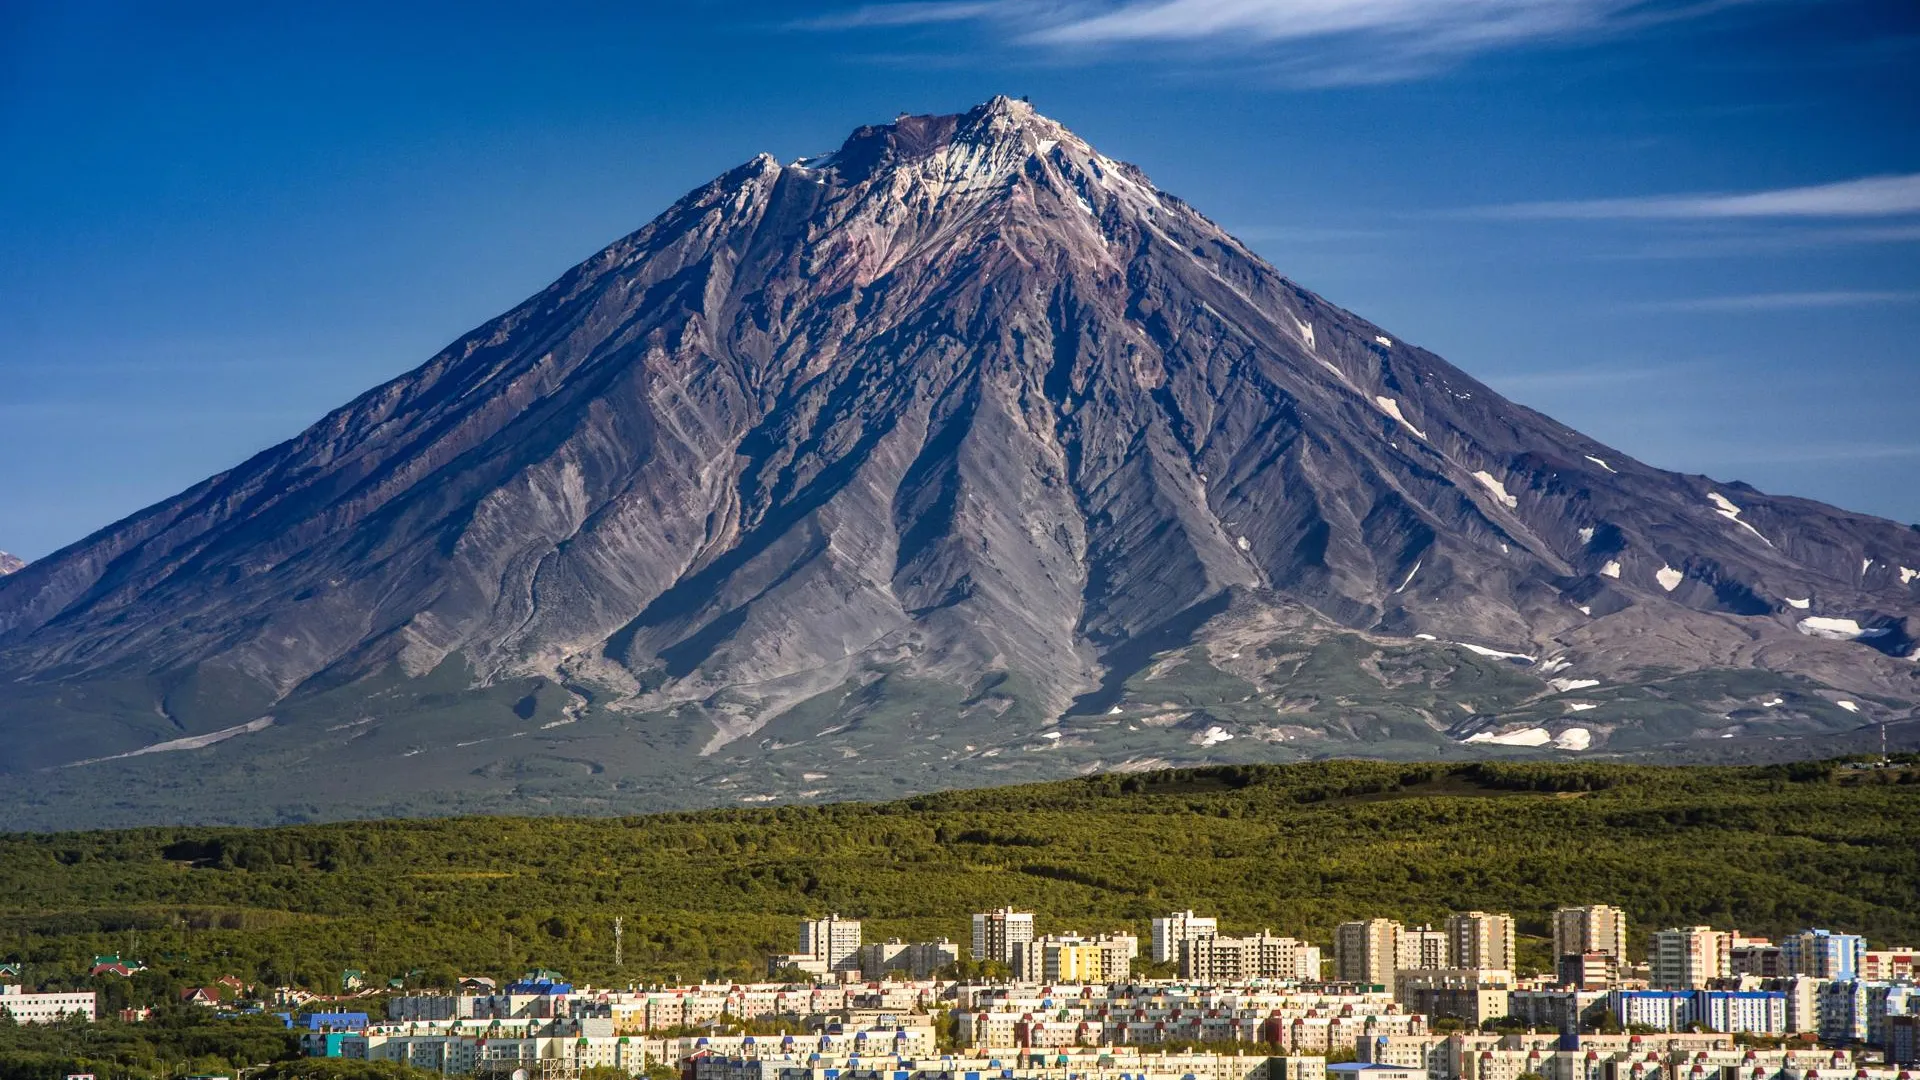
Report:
1632,289,1920,313
1479,173,1920,220
796,0,1741,79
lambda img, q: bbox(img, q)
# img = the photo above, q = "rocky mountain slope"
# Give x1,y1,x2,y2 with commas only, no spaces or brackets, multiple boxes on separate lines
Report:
0,552,22,576
2,98,1915,826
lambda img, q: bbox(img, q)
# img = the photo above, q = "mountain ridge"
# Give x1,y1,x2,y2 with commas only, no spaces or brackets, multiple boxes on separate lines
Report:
1,98,1915,823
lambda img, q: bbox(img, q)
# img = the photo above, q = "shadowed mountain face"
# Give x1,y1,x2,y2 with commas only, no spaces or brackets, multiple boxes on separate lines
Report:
2,99,1916,824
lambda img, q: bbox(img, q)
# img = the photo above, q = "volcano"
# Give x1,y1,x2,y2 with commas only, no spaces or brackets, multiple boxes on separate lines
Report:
3,98,1916,826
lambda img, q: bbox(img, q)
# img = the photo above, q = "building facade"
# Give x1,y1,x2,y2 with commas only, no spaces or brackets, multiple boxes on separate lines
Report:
1152,911,1219,965
972,909,1036,966
1553,906,1628,961
1446,913,1516,971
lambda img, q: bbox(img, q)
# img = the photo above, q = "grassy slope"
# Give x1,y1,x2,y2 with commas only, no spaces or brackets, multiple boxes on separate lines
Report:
1,760,1917,995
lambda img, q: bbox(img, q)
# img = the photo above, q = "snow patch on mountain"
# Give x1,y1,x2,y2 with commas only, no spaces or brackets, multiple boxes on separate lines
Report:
1797,617,1889,641
1474,471,1518,508
1374,396,1427,439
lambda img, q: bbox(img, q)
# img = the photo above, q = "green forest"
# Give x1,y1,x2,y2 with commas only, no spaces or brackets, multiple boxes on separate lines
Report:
6,758,1918,993
2,757,1918,1080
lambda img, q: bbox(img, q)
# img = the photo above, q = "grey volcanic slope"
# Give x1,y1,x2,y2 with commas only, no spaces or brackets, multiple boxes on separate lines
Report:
2,99,1916,825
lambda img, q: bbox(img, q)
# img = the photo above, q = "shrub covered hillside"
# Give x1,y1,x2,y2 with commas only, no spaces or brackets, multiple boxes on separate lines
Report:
2,759,1917,1001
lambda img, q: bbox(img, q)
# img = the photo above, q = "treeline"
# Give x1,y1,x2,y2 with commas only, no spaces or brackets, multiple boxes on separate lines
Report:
1,759,1917,1004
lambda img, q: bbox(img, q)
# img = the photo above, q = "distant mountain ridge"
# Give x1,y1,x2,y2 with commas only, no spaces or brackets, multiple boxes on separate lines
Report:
0,98,1914,826
0,552,21,576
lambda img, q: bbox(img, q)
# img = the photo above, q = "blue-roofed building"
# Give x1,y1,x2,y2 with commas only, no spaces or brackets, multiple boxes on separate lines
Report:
1785,929,1866,980
304,1012,370,1031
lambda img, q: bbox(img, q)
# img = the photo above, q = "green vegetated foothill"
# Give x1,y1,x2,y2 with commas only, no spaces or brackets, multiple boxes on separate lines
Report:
3,760,1918,1010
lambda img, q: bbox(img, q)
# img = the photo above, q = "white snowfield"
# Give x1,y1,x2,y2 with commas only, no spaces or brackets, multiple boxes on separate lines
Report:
1706,492,1773,547
1903,566,1919,585
1837,700,1860,714
1785,597,1811,609
1584,455,1616,473
1553,727,1592,750
1375,335,1393,347
1473,470,1518,508
1578,527,1596,545
1198,726,1234,747
1565,702,1597,713
1656,565,1684,591
1549,677,1601,693
1454,641,1537,663
1601,560,1622,579
1465,726,1551,747
1374,396,1427,439
1796,616,1889,641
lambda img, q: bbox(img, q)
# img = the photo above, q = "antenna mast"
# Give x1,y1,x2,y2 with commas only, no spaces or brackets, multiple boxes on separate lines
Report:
614,916,624,971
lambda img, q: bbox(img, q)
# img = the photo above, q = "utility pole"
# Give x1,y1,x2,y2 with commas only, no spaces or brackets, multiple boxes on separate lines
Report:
614,917,624,971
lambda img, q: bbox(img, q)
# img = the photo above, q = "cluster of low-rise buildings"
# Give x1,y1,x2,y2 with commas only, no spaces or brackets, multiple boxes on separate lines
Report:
5,906,1917,1080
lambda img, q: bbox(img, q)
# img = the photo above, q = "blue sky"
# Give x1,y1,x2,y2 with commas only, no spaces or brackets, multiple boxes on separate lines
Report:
2,0,1917,560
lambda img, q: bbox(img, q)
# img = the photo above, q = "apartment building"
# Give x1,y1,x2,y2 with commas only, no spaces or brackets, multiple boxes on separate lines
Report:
1336,919,1404,990
798,914,863,971
1395,969,1513,1027
1553,906,1628,961
1011,934,1138,983
972,909,1036,966
0,985,97,1024
1152,911,1218,964
1180,932,1321,982
1399,925,1452,971
1651,927,1732,990
1446,913,1516,971
1783,930,1865,980
857,939,958,981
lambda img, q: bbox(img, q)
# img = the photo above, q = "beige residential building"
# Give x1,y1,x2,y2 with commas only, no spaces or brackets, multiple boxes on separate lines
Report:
1335,919,1403,989
1152,911,1219,964
799,913,863,971
1180,931,1321,982
1552,905,1627,960
1446,912,1515,971
1649,926,1731,989
1393,969,1513,1027
971,908,1035,966
1398,924,1451,971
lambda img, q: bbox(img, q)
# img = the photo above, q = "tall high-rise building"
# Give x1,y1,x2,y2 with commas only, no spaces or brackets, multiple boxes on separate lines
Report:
1650,926,1732,989
799,913,863,970
1446,912,1515,970
1151,911,1218,964
1398,925,1450,970
1334,919,1403,989
1783,929,1866,979
1553,905,1628,960
971,908,1035,966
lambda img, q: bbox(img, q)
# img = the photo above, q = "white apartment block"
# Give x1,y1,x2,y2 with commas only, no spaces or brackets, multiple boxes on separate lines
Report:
1553,906,1628,960
1335,919,1403,989
0,986,97,1023
1180,931,1320,982
1152,910,1218,964
972,909,1035,966
1651,927,1732,990
1399,925,1451,971
1447,912,1516,971
798,914,862,970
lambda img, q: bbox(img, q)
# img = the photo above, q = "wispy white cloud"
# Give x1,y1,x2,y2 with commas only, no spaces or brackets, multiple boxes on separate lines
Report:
1481,173,1920,220
790,1,1013,30
1632,289,1920,313
795,0,1754,84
